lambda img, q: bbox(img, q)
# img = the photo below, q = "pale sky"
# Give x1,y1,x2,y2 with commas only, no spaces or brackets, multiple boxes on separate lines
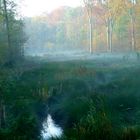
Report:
20,0,82,17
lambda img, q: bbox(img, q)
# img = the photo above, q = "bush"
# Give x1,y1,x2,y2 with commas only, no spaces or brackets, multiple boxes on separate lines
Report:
63,99,114,140
10,112,40,140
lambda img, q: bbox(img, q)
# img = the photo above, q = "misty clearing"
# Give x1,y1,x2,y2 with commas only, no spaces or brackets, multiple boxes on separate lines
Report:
0,0,140,140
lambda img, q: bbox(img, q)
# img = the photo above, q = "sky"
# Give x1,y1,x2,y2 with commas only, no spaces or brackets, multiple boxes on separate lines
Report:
20,0,82,17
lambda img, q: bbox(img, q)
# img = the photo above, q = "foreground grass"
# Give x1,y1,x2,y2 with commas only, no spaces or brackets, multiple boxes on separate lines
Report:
0,59,140,139
41,59,140,140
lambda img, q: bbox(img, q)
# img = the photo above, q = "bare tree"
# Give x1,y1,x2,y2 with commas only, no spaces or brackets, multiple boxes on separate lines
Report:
129,0,136,51
101,0,126,52
83,0,97,54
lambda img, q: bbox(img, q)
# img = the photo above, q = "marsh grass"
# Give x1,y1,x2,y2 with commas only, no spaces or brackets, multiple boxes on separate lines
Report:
1,59,140,139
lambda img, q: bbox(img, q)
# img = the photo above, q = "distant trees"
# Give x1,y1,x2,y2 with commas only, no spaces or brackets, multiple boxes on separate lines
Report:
104,0,126,52
24,1,140,54
82,0,140,53
24,7,87,54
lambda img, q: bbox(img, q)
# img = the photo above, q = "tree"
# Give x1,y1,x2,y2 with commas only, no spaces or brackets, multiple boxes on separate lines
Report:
0,0,25,65
83,0,96,54
127,0,137,51
3,0,11,58
135,0,140,50
100,0,126,52
0,0,25,129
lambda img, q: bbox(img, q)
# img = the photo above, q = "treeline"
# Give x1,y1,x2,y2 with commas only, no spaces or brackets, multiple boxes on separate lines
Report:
84,0,140,53
24,6,88,55
24,0,140,54
0,0,25,65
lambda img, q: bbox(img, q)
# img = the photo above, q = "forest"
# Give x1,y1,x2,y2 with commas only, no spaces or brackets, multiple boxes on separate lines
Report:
24,0,140,55
0,0,140,140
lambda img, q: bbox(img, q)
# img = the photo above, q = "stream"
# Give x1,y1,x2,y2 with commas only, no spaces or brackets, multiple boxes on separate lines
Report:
41,114,63,140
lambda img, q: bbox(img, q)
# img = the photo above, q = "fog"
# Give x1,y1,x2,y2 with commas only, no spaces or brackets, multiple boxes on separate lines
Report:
23,3,140,62
22,4,140,139
1,0,140,140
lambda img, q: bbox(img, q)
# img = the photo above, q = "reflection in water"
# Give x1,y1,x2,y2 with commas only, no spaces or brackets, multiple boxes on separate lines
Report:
41,114,63,140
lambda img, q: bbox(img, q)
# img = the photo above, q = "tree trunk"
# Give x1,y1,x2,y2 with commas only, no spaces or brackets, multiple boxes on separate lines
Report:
107,18,113,52
0,100,6,128
110,21,113,52
3,0,12,60
106,18,110,52
129,1,136,52
0,103,1,128
0,0,2,9
130,11,136,51
89,17,93,54
107,19,113,53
